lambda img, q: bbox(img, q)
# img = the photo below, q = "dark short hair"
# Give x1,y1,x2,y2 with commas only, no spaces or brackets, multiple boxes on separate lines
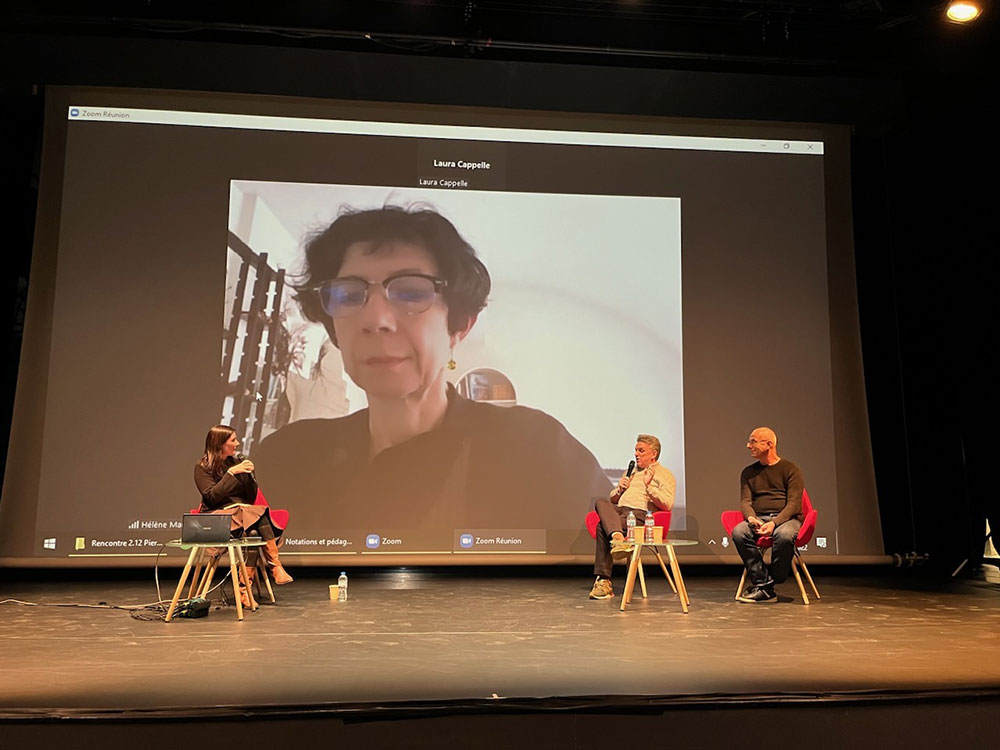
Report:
293,204,491,346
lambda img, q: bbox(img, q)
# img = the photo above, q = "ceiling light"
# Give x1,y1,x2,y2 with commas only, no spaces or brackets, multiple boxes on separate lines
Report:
946,1,983,23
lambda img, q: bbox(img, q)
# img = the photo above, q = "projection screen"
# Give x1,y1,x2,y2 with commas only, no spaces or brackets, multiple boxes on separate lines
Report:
0,85,883,566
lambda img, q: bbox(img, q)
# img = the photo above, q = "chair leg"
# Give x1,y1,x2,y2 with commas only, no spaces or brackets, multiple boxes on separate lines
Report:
257,554,275,603
244,549,261,600
799,559,821,600
735,568,748,601
235,546,258,611
790,556,810,605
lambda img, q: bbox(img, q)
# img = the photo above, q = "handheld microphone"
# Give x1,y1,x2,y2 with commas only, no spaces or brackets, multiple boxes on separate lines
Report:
236,453,256,481
626,460,635,477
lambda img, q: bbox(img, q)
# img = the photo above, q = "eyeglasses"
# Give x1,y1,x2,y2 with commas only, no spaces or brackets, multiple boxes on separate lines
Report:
313,274,447,319
746,439,769,446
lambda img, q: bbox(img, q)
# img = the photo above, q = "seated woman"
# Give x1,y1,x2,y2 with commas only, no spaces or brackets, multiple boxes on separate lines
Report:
193,425,293,601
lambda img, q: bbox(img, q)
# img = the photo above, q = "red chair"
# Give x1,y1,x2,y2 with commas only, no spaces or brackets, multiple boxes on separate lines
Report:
720,489,820,605
254,489,289,534
585,509,679,598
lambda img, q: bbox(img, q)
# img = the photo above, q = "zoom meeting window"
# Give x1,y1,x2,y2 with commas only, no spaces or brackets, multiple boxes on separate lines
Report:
0,87,881,565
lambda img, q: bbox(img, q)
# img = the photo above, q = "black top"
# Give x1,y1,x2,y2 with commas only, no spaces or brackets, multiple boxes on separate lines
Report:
193,456,258,512
739,458,805,527
253,387,611,538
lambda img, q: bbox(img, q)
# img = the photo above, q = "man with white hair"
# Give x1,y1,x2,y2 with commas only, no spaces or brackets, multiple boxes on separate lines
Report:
731,427,805,603
589,434,675,600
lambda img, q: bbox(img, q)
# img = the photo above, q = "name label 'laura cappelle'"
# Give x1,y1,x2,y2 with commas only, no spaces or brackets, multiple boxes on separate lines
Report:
419,178,469,188
432,159,492,170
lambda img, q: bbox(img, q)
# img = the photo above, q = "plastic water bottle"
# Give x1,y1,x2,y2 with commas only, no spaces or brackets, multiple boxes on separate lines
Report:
337,571,348,602
644,511,656,543
626,511,636,541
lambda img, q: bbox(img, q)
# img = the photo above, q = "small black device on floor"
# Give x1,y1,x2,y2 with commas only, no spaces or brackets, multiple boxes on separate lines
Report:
173,597,210,618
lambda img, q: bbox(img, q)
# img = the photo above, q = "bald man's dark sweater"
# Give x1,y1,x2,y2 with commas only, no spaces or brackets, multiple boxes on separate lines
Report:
739,458,804,528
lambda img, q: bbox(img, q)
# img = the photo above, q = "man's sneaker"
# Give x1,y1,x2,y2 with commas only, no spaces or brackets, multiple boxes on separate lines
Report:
610,537,633,562
738,587,777,604
589,578,614,599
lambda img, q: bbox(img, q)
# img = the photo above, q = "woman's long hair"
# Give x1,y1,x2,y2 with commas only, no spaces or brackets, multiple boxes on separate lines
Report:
200,425,236,479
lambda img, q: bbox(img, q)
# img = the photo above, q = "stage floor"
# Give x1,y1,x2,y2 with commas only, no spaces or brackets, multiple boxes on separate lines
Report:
2,569,1000,718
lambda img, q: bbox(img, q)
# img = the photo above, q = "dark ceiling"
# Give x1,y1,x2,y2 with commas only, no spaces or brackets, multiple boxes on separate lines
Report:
1,1,995,78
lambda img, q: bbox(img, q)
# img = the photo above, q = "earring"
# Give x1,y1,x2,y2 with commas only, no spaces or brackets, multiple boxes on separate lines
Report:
447,348,457,371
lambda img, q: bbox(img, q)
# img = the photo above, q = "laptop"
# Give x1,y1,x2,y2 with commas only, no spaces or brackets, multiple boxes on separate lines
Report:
181,513,232,544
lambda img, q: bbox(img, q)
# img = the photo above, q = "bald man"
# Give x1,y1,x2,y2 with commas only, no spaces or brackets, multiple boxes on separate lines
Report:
730,427,805,603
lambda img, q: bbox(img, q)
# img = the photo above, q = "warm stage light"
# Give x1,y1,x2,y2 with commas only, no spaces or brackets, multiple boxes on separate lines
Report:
946,1,983,22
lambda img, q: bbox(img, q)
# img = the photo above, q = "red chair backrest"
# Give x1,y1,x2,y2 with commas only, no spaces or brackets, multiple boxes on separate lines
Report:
720,510,743,536
652,510,671,535
797,488,817,545
255,490,290,531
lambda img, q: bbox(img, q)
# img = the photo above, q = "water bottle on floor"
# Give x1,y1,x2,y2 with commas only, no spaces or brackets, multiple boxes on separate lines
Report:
644,511,656,543
338,571,348,602
626,511,636,541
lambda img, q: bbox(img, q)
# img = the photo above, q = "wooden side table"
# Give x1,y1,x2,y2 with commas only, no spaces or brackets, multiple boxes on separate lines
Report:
164,538,266,621
620,538,697,613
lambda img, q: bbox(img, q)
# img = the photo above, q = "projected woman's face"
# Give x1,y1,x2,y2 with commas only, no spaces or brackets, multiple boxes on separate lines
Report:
222,433,239,458
333,240,459,400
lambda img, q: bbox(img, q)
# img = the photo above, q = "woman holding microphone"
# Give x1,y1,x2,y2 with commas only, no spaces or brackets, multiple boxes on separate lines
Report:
193,425,293,599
